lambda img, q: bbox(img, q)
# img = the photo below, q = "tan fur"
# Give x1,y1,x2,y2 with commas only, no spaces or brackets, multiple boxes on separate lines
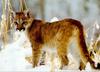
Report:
12,11,100,70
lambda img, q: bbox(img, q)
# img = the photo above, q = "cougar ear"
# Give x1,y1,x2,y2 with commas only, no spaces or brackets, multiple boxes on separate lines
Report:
10,10,16,18
24,10,31,18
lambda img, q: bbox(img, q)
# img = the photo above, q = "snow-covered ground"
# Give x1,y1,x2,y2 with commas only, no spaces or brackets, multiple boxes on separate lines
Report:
0,31,52,72
0,37,92,72
0,17,99,72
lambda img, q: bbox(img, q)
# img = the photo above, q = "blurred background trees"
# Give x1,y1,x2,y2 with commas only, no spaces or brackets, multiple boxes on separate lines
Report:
0,0,100,48
0,0,99,23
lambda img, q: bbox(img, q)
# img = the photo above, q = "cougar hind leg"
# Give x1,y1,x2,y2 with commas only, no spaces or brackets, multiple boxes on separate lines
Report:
39,51,46,65
57,44,69,69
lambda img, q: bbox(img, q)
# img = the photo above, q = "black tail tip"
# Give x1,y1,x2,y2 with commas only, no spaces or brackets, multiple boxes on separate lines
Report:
96,63,100,69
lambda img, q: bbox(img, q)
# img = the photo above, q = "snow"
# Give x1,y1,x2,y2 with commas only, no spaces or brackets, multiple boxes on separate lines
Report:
0,17,99,72
0,30,51,71
0,31,30,71
50,17,59,22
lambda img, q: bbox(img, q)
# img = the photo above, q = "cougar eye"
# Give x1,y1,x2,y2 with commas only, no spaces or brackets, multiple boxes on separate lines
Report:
22,21,27,25
14,22,18,25
94,51,96,53
22,22,26,24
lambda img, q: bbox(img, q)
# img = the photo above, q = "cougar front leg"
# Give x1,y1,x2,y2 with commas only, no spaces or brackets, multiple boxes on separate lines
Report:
32,43,42,68
79,61,85,70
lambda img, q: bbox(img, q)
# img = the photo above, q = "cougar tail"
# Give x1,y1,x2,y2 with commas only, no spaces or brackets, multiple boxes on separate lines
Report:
77,20,100,69
68,19,100,69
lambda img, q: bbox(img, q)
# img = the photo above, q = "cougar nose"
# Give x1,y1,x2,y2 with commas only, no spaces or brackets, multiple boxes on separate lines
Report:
22,28,25,31
20,28,25,31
